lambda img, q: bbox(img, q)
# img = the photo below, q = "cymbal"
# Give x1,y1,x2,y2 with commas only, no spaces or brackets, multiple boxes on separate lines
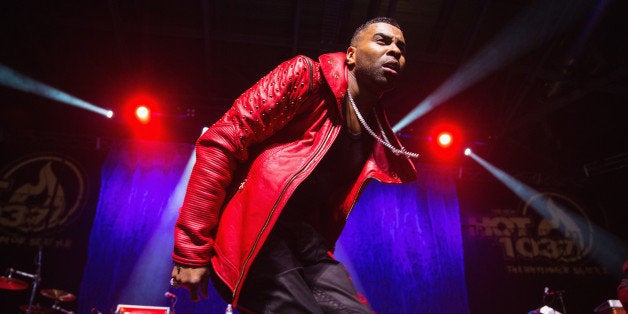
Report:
18,305,54,314
40,289,76,302
0,276,28,290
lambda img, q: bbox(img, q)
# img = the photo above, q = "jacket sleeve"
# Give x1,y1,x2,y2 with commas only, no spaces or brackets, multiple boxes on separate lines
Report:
172,55,315,266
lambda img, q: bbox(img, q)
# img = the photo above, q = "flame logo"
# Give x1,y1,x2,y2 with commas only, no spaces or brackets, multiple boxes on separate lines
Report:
0,155,86,235
523,192,594,262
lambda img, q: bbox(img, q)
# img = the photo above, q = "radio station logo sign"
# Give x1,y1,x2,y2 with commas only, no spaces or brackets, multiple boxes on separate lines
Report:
0,155,87,238
465,192,604,275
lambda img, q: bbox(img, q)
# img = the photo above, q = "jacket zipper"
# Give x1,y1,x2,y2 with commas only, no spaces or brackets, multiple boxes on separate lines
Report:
232,57,321,298
344,175,379,221
306,57,313,92
233,126,335,298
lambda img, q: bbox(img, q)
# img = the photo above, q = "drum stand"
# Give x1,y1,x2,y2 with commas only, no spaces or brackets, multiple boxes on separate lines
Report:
9,246,43,314
9,246,42,314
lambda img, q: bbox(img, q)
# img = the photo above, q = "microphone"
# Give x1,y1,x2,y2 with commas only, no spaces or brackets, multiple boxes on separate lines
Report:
164,291,177,299
544,287,551,295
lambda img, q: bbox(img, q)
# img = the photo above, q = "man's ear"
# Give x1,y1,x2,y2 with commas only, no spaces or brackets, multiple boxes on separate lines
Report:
346,46,356,66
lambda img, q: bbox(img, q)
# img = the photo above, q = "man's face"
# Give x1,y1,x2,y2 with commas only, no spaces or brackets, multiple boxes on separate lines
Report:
347,22,406,93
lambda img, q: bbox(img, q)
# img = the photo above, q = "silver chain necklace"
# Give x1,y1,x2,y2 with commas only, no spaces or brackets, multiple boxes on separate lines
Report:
347,89,420,159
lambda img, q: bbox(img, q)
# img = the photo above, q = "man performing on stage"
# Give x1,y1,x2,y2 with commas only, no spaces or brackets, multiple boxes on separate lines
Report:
170,17,418,313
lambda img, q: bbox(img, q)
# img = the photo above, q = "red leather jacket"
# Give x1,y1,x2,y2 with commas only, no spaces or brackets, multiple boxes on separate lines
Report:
173,52,417,303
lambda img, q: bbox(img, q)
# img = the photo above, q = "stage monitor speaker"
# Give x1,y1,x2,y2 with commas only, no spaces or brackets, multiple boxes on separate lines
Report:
594,300,626,314
115,304,170,314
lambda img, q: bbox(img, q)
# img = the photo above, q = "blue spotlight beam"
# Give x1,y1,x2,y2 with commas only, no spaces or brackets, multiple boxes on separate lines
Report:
467,151,628,278
393,0,593,132
0,64,113,118
119,150,196,303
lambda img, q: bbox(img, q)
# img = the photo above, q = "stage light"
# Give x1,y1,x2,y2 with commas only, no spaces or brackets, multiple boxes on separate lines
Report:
464,148,472,156
437,132,453,148
135,106,151,124
427,123,463,161
125,93,159,125
121,92,167,140
1,64,113,118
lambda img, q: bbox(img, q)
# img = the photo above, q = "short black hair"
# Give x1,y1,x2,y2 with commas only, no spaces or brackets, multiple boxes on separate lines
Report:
350,17,403,45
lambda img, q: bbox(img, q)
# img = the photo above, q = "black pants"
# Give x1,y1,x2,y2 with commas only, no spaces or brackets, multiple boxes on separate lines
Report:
236,221,372,314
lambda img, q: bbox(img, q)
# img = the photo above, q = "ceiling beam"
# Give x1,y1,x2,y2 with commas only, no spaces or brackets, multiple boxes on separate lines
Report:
320,0,348,51
292,0,304,55
427,0,458,54
502,64,628,136
201,0,213,98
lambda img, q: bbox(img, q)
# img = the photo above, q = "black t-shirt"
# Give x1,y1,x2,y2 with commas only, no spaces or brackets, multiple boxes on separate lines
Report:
251,122,373,275
282,123,373,224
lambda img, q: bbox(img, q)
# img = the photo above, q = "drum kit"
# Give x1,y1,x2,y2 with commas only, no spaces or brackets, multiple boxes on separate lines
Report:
0,248,75,314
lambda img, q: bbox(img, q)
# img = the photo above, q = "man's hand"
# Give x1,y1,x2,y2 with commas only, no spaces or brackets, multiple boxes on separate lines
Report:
170,265,211,301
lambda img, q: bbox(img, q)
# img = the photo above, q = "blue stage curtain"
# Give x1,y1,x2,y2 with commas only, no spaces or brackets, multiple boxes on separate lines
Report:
79,141,469,314
337,163,470,313
78,140,225,313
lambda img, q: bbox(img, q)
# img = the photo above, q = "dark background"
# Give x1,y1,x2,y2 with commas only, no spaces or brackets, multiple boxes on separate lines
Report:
1,0,627,172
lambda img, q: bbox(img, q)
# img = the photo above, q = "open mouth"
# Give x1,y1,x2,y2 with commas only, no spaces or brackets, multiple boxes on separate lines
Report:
382,60,401,74
383,63,400,75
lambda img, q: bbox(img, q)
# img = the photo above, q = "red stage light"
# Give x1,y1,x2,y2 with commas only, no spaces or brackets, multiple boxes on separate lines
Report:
437,132,453,148
123,92,165,140
135,105,151,124
124,93,158,125
427,122,464,161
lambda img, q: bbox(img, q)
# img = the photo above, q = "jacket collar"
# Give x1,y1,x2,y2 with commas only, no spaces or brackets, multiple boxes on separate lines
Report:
318,52,348,115
318,52,417,183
